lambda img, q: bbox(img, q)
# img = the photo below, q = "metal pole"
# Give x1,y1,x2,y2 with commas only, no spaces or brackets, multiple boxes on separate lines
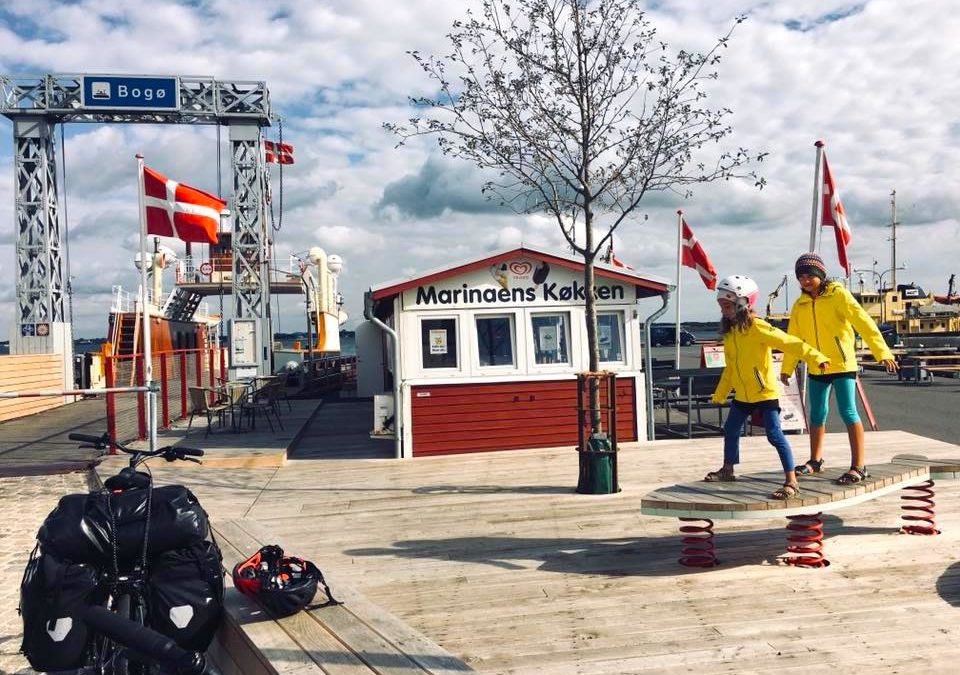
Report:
890,189,898,290
674,210,683,369
364,290,403,459
643,292,672,440
809,140,825,252
0,386,151,398
136,155,157,451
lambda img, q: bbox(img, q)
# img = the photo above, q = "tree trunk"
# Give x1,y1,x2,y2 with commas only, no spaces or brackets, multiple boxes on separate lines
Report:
583,211,601,434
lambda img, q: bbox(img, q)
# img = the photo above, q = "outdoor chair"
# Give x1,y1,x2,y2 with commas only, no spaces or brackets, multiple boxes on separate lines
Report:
240,381,284,432
221,382,251,431
254,375,292,413
187,386,230,437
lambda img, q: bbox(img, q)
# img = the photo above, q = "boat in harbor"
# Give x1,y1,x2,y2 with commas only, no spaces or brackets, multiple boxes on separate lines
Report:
851,280,960,341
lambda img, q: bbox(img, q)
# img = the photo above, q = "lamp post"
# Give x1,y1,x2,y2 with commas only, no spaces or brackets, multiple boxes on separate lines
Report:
877,264,907,324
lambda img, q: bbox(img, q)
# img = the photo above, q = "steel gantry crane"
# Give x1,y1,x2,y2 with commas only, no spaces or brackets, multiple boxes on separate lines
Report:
0,73,277,379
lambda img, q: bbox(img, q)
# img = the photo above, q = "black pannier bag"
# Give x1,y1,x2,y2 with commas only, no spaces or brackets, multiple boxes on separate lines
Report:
37,485,209,564
19,547,103,672
148,539,225,651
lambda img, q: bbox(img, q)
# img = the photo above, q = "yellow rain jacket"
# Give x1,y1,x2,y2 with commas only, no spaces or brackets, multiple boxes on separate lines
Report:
781,282,893,376
711,318,827,404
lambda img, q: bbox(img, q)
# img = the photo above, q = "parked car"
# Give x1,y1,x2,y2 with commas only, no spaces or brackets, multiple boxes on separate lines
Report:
650,325,697,347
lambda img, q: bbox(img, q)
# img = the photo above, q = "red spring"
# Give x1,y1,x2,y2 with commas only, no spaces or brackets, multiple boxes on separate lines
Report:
900,480,939,535
678,517,717,568
783,513,829,568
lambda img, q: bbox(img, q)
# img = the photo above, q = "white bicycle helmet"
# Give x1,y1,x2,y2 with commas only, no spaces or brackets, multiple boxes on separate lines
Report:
716,275,759,310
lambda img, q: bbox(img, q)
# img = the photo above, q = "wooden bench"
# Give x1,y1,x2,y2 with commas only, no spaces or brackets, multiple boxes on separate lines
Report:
640,461,931,569
208,520,473,675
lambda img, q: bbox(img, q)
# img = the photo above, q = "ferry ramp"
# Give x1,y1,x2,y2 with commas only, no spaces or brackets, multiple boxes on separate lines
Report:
0,397,106,476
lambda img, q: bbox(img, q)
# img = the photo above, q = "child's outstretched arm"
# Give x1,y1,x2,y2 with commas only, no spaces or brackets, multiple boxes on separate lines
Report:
756,320,829,372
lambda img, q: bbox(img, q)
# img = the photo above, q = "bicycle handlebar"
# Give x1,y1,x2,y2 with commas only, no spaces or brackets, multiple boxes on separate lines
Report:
70,431,204,464
79,605,221,675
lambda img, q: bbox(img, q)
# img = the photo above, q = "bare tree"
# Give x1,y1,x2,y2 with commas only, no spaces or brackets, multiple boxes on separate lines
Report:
386,0,764,438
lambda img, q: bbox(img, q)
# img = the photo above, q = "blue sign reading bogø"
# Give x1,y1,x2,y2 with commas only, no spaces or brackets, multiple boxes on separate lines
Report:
81,75,179,111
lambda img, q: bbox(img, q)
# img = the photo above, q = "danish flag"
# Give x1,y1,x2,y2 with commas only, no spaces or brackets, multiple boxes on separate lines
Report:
142,166,225,244
264,140,294,164
680,217,717,290
820,152,852,276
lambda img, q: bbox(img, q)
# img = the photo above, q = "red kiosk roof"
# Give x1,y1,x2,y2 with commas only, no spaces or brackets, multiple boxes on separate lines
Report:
370,246,670,302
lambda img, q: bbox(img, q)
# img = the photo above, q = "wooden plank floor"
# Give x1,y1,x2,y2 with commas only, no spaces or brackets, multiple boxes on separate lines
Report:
0,397,106,474
138,430,960,674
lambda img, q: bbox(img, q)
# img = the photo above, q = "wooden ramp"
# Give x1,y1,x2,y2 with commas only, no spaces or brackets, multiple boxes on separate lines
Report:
0,397,106,476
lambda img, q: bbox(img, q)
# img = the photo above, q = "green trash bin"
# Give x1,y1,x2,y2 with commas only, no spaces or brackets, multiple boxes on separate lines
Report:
576,433,618,494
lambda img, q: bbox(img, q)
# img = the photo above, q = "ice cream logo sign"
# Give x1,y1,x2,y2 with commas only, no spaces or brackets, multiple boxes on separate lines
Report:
413,258,626,306
489,259,549,289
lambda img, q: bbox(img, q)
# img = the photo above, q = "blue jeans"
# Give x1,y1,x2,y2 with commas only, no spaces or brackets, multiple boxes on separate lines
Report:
723,401,795,473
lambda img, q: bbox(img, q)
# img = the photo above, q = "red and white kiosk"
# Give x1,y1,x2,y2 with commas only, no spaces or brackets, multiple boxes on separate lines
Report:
358,246,671,457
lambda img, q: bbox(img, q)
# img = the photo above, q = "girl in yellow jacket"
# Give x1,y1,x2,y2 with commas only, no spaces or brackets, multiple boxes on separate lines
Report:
705,275,829,499
781,253,897,485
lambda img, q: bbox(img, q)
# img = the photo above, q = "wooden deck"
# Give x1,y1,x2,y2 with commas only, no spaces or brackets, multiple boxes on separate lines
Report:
134,428,960,674
0,396,106,475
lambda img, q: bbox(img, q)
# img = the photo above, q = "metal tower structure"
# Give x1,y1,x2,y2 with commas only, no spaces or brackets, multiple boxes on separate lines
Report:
1,73,275,379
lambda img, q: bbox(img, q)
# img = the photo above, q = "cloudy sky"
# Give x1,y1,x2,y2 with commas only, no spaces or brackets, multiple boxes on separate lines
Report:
0,0,957,339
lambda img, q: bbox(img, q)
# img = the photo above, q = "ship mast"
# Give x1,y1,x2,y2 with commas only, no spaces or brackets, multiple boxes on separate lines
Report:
889,190,899,290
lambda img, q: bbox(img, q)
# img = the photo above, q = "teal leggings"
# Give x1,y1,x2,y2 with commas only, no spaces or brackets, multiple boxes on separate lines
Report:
807,375,860,426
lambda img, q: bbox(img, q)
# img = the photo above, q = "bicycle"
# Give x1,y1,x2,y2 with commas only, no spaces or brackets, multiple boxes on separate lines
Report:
20,432,223,675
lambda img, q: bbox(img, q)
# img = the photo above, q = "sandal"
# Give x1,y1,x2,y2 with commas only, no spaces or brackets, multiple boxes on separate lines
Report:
771,482,800,500
704,466,736,482
836,466,869,485
794,458,825,475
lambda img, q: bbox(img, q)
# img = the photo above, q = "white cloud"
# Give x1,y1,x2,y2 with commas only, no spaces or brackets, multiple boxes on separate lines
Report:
0,0,957,339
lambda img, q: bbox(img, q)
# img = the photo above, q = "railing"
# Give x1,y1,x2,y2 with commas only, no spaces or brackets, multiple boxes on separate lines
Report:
111,284,212,322
301,355,356,392
175,256,305,287
104,347,227,444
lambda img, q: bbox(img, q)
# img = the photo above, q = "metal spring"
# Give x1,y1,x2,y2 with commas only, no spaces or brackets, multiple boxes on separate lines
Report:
900,480,940,535
783,513,829,568
678,517,717,568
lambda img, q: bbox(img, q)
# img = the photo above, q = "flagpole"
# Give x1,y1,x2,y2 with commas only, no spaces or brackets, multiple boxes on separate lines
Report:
136,154,157,452
674,209,683,368
809,140,825,252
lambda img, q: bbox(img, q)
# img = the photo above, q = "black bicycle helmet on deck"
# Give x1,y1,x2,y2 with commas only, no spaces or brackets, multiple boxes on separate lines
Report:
232,545,334,617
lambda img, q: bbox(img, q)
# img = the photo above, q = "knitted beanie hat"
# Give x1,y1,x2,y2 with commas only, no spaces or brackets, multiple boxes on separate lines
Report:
795,252,827,280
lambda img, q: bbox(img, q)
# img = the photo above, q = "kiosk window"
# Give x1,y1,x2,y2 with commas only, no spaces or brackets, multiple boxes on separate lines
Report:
421,318,458,369
532,313,570,364
476,315,515,367
598,312,624,363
